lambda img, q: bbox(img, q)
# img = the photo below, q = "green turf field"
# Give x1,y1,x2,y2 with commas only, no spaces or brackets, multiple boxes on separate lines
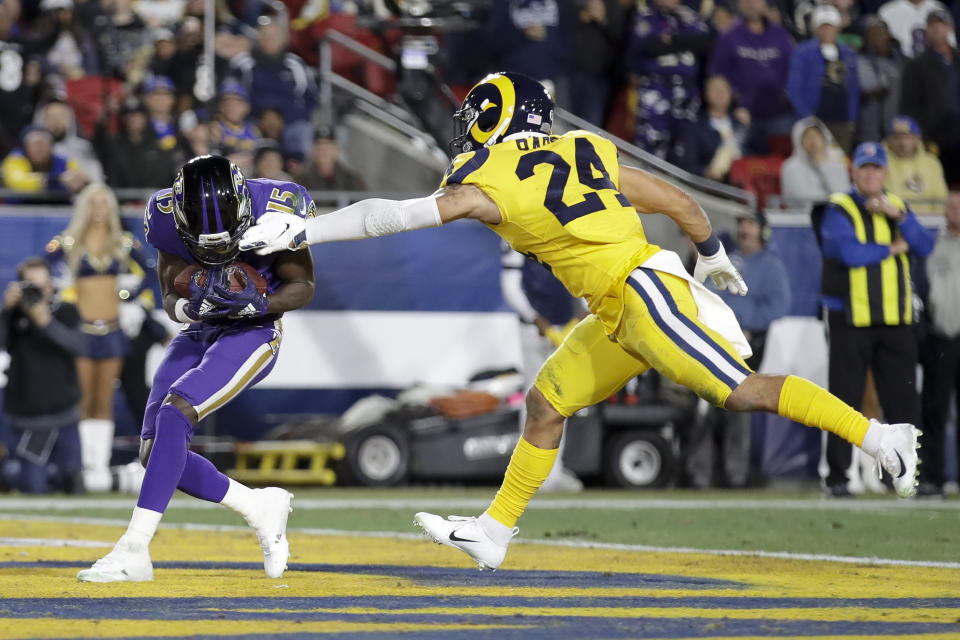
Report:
2,487,957,562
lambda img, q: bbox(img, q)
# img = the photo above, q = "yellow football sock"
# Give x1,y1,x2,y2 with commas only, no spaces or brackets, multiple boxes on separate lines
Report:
486,437,558,528
778,375,870,446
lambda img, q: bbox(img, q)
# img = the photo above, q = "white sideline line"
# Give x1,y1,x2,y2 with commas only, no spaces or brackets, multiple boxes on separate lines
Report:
0,512,426,539
0,497,958,512
1,513,957,570
0,537,111,548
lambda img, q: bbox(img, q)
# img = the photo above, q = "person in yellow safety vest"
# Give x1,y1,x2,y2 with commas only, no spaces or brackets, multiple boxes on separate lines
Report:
814,141,935,497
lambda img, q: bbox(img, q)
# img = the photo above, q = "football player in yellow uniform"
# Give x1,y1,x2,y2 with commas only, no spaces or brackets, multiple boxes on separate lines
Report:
239,72,921,570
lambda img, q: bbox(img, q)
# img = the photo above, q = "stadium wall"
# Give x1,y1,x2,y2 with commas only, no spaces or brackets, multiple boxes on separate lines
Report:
0,210,941,478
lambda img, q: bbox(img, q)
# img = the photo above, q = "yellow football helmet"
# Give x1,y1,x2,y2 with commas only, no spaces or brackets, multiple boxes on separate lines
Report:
450,71,554,153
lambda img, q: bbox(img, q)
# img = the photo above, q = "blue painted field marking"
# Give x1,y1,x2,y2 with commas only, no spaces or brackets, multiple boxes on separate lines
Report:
0,561,745,590
3,558,960,639
0,593,960,616
4,521,959,640
1,598,960,639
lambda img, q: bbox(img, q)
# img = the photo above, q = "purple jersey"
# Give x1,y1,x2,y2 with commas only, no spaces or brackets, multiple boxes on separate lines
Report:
135,178,301,515
628,6,708,79
709,18,794,118
143,177,316,297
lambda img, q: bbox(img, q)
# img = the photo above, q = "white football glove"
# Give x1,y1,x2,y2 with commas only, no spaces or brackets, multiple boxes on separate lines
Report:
693,243,748,296
239,212,307,255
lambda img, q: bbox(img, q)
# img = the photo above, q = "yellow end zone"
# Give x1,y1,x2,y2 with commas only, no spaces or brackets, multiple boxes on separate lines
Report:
0,518,958,640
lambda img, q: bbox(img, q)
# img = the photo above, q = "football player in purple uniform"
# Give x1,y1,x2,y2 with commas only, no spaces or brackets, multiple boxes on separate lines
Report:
78,155,315,582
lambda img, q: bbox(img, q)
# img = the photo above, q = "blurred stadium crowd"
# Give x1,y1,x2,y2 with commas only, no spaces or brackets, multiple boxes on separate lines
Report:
0,0,958,499
0,0,371,196
0,0,959,202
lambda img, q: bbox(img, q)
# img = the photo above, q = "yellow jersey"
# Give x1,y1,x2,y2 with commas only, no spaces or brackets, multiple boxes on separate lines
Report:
440,130,661,332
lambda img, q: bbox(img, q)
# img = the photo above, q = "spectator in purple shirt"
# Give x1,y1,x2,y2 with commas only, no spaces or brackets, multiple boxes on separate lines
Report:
710,0,794,154
627,0,712,162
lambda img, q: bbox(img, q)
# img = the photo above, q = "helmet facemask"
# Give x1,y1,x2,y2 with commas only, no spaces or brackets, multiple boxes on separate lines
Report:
175,195,251,267
172,156,254,267
450,103,480,154
450,96,506,154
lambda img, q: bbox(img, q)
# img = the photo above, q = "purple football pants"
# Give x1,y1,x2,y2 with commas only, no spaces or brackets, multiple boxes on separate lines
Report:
137,320,281,513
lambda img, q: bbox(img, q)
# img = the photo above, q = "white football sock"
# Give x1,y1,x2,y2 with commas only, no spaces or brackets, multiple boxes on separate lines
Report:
860,420,884,457
478,511,515,547
122,506,162,549
220,478,257,521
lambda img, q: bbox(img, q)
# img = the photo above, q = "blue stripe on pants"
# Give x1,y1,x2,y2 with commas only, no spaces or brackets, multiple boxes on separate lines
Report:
643,269,752,378
626,271,741,391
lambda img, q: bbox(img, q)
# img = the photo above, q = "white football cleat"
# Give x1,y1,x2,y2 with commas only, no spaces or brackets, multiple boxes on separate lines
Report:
77,536,154,582
245,488,293,578
872,421,921,499
414,512,516,571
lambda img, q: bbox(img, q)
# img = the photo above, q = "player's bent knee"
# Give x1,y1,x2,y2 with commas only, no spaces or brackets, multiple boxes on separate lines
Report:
523,387,565,448
162,393,199,425
139,438,154,467
525,387,565,425
152,403,197,446
723,378,755,412
723,374,779,413
723,389,749,412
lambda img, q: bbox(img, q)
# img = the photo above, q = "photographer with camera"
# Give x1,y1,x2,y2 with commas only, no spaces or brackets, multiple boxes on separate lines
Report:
1,257,85,494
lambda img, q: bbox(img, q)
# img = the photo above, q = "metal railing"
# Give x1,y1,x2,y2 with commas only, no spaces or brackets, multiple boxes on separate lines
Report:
766,196,949,229
315,29,755,212
318,31,402,124
317,30,449,166
552,107,755,207
769,194,948,211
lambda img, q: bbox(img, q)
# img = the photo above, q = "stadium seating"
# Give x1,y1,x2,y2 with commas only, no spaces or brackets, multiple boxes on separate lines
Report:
65,76,126,139
729,155,785,210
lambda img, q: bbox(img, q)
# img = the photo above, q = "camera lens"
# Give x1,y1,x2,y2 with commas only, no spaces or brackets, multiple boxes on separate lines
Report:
20,283,43,306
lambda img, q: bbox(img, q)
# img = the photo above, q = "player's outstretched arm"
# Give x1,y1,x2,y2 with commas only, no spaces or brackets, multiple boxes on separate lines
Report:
238,184,500,255
619,164,713,243
619,164,747,296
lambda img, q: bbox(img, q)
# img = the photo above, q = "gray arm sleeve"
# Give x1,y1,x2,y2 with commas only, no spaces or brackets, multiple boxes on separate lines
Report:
305,196,442,243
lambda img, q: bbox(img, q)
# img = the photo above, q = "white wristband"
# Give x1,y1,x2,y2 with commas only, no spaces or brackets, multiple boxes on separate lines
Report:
174,297,197,323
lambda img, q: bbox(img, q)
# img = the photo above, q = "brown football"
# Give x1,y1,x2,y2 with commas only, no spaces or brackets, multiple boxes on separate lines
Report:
174,262,267,298
173,264,206,298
